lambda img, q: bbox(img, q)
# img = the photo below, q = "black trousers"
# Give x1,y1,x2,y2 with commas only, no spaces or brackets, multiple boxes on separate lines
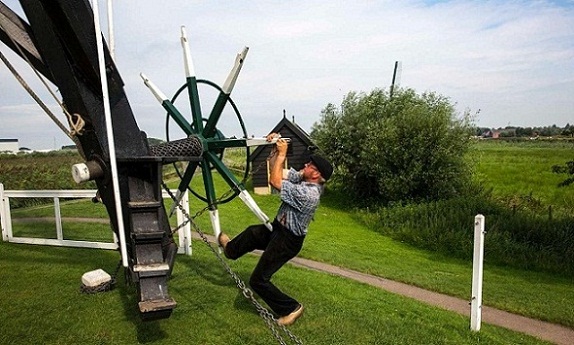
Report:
225,219,305,317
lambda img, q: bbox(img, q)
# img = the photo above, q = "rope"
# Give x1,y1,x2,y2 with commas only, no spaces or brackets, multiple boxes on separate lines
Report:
0,50,74,139
0,21,85,142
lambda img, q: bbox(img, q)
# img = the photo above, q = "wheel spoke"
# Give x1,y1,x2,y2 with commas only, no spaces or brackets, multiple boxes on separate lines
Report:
180,26,204,132
141,73,193,134
200,157,218,208
202,47,248,138
205,151,243,193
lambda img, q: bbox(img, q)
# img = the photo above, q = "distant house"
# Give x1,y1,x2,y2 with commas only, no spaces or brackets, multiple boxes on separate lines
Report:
481,129,501,139
249,113,317,195
0,139,19,153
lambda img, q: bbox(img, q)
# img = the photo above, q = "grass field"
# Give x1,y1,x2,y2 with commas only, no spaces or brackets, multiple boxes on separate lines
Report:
1,141,573,344
0,238,553,345
470,140,574,214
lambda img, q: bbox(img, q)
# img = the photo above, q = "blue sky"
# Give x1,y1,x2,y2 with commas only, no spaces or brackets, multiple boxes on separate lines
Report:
1,0,573,149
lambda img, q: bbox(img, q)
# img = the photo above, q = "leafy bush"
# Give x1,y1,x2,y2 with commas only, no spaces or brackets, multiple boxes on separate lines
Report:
552,160,574,187
311,88,474,205
360,192,574,276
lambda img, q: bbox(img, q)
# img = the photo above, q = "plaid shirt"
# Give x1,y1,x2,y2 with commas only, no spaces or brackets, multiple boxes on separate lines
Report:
276,168,323,236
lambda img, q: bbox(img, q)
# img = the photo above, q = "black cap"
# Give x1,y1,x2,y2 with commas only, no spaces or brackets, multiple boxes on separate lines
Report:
310,154,333,181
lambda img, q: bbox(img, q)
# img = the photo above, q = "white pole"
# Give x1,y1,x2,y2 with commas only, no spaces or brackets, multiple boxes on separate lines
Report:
182,190,192,256
238,190,272,230
470,214,486,331
175,190,192,256
209,209,221,246
2,193,13,241
0,183,7,241
106,0,115,59
92,0,129,267
54,197,63,240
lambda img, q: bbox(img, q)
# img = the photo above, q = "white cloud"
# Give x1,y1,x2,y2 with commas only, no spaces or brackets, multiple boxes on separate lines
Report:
1,0,573,150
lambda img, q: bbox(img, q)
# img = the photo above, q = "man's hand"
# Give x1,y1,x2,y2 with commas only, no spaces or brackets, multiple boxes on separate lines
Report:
266,132,280,142
275,138,288,156
267,133,288,190
266,132,288,156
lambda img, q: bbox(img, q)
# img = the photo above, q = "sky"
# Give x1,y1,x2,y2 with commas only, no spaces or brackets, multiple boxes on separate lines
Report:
1,0,573,150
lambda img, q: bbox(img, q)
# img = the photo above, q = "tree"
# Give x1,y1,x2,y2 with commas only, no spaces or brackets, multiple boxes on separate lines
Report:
311,88,474,204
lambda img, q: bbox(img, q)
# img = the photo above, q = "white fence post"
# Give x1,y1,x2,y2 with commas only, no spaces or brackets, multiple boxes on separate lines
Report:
174,190,192,256
0,183,13,242
471,214,486,331
54,197,63,240
0,183,7,241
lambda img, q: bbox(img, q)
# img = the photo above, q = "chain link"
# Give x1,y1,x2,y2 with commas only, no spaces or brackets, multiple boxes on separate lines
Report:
163,179,303,345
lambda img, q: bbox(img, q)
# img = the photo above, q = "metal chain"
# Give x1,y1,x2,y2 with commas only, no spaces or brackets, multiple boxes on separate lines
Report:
162,182,303,345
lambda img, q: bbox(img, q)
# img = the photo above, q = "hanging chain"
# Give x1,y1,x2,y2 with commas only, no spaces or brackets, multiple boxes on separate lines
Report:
161,148,303,345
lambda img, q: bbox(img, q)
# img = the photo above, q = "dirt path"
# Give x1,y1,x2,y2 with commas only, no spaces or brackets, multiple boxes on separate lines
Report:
10,217,574,344
200,233,574,345
290,256,574,345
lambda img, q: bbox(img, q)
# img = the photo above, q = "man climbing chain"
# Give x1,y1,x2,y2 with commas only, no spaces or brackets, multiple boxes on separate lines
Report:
164,182,304,345
218,133,333,326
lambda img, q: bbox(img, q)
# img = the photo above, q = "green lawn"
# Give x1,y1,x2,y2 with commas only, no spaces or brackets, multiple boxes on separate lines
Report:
1,141,573,343
470,140,574,214
3,190,574,332
0,239,552,345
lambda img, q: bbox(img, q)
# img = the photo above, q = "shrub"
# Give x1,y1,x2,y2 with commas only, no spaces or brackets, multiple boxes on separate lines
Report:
311,88,474,205
361,192,574,276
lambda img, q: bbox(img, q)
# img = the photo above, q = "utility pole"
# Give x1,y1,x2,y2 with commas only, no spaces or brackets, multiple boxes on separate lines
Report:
390,61,402,99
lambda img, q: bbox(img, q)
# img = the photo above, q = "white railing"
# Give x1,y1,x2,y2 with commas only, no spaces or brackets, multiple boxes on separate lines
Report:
0,183,192,255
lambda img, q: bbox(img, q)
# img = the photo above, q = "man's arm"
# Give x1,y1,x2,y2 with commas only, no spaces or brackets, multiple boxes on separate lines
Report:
269,137,288,191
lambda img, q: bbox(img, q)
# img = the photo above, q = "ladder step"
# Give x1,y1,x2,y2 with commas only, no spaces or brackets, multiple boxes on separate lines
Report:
128,201,161,209
133,263,170,277
132,232,165,241
139,298,176,321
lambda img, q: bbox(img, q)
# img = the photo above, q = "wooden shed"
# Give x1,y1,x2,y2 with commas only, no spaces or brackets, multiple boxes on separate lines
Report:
249,114,317,195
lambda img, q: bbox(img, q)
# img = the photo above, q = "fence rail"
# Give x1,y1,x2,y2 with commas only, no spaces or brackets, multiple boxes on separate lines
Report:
0,183,192,255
